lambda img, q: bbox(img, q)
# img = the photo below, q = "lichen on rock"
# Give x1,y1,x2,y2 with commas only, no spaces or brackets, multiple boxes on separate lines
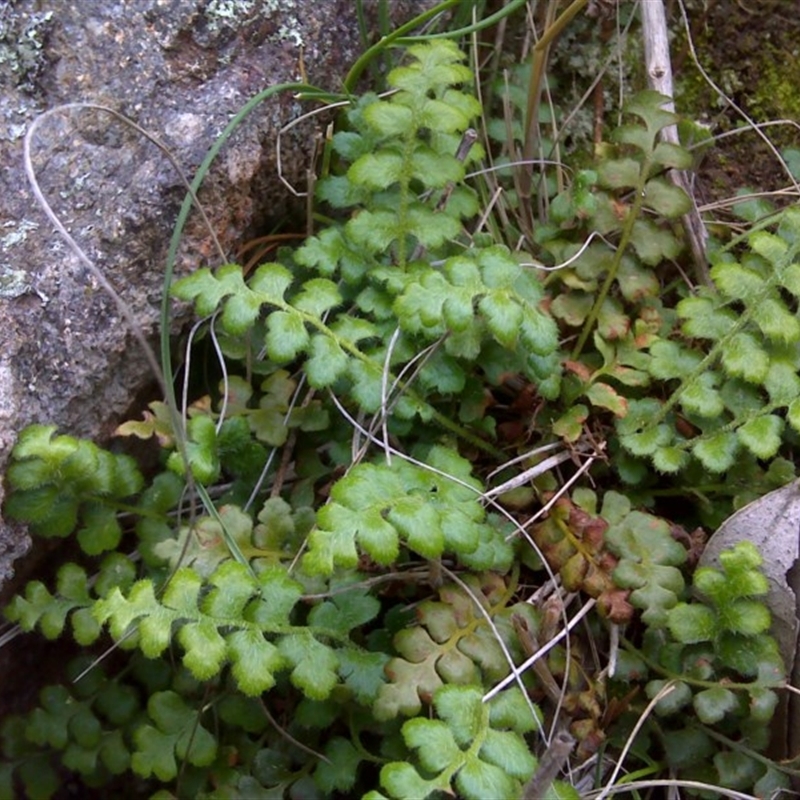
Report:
0,0,442,593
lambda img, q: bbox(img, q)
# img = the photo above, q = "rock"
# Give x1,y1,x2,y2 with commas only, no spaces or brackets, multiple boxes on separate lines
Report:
0,0,439,595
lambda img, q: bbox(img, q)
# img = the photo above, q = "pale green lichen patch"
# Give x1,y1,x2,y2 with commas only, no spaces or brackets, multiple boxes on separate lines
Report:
204,0,303,47
0,221,42,299
1,220,39,251
0,9,54,94
0,267,32,300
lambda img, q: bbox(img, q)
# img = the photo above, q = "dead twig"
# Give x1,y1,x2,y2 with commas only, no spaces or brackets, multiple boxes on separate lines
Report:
641,0,711,286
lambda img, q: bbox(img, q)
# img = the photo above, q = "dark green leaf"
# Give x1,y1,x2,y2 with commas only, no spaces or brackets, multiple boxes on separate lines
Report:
77,503,122,556
315,737,363,793
646,679,692,716
652,141,693,169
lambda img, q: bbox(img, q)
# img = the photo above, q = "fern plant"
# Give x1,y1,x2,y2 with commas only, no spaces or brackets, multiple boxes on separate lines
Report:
530,488,788,793
1,34,793,800
619,208,800,475
491,64,800,514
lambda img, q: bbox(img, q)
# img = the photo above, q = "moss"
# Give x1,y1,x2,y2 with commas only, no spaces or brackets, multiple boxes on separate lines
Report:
748,44,800,127
674,5,799,148
670,1,799,199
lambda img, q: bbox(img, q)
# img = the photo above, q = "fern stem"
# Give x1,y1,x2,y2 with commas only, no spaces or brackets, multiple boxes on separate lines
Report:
620,636,779,692
396,119,416,269
571,159,653,361
267,298,505,458
662,399,787,453
694,722,795,776
646,289,785,430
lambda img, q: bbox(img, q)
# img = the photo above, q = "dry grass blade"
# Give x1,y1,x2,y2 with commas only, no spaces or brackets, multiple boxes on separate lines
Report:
595,679,679,800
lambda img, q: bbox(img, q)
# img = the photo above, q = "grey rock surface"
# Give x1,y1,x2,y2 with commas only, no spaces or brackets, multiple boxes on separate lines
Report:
0,0,438,594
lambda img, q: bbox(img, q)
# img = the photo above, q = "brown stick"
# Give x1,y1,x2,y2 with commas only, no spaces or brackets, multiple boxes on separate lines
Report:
522,729,576,800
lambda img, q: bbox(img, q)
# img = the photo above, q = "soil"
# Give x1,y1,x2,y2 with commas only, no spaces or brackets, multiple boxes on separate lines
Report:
671,0,800,215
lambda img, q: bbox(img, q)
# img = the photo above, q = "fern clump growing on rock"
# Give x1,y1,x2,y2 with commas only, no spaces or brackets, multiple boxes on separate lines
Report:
1,32,793,800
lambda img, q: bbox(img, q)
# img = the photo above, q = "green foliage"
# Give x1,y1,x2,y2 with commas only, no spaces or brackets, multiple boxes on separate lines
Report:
377,685,538,800
303,447,514,576
666,541,783,681
630,541,787,791
616,208,800,474
374,575,540,721
0,658,147,798
1,28,792,800
529,490,689,625
604,496,687,627
132,691,217,780
544,91,689,349
86,560,383,699
5,424,143,545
